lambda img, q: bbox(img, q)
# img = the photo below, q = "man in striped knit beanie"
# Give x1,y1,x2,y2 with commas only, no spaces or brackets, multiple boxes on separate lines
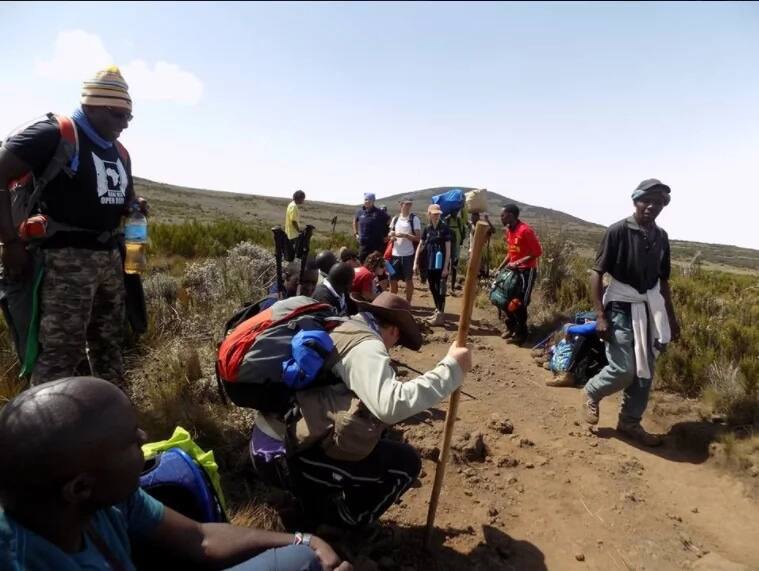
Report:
0,65,148,387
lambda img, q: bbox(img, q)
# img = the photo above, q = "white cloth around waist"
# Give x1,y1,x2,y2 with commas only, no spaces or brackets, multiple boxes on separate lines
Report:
603,277,670,379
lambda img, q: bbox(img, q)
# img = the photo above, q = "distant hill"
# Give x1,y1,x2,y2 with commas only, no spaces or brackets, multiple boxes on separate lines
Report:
135,178,759,273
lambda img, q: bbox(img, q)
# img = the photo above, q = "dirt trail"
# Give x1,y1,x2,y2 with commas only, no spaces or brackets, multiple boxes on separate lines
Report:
362,286,759,571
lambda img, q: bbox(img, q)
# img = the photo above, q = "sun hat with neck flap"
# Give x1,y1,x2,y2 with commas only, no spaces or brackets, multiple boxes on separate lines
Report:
81,65,132,112
352,292,422,350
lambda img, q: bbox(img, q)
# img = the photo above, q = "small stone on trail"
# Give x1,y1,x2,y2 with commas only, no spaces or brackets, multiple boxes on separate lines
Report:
692,507,699,514
416,444,440,462
622,491,639,503
519,438,535,448
667,513,683,523
525,462,535,469
488,507,499,516
575,553,586,562
452,431,489,463
487,413,514,434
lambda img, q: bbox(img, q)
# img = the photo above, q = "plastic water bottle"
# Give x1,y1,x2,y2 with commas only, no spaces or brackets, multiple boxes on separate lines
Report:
434,250,443,270
124,205,147,274
384,259,396,278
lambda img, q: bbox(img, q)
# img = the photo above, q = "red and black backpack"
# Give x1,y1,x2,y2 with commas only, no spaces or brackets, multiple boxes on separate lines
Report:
216,296,344,415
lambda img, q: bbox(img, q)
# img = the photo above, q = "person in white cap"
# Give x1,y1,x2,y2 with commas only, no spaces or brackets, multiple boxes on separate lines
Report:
388,197,421,303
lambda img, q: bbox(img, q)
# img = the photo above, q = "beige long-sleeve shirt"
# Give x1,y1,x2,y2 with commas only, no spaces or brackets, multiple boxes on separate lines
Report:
256,317,464,439
333,335,463,425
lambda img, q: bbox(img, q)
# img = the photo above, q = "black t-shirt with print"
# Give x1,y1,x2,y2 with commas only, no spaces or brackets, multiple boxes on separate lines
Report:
3,118,133,250
421,222,452,270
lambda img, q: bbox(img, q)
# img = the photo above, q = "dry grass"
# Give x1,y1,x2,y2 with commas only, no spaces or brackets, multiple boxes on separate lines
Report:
711,432,759,476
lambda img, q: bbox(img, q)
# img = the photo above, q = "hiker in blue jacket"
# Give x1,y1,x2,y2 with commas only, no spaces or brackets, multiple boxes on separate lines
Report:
0,377,352,571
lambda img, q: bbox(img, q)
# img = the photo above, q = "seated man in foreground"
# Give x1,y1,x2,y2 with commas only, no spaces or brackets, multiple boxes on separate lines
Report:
0,377,351,571
252,293,472,528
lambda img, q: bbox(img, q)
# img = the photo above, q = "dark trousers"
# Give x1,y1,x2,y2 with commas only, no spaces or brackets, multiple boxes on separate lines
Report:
505,267,537,337
358,244,383,264
289,440,421,528
427,269,447,312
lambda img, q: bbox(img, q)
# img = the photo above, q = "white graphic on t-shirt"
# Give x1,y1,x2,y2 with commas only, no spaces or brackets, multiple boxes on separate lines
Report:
92,152,127,205
106,167,119,187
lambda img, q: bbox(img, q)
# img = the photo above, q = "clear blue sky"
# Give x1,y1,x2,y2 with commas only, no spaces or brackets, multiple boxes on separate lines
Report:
2,1,758,248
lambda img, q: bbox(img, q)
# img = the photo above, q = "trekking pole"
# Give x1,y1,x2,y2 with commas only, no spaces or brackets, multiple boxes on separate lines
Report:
272,227,286,296
298,225,315,286
424,221,490,548
329,216,337,249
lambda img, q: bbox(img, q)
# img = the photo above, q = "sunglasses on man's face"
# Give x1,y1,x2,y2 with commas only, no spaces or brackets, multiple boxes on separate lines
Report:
639,196,665,207
105,107,133,122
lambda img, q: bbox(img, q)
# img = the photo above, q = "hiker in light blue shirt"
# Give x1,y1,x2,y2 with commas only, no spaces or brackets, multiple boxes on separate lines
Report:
0,377,351,571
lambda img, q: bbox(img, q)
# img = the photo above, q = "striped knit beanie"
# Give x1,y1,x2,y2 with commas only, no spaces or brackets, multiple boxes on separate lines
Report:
81,65,132,111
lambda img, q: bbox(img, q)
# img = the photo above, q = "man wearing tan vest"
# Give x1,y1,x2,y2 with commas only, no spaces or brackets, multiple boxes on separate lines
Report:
251,292,472,528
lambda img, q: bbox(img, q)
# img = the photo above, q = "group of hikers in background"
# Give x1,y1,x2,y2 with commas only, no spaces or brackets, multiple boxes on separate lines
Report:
0,65,679,570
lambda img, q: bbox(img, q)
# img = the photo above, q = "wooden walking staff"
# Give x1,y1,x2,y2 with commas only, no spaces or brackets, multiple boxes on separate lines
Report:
424,221,491,547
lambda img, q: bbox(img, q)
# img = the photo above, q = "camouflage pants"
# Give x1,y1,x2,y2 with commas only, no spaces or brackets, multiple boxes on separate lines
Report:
31,247,125,385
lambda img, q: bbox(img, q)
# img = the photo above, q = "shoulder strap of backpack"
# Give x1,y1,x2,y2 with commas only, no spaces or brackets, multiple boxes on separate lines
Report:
115,140,129,164
21,114,79,222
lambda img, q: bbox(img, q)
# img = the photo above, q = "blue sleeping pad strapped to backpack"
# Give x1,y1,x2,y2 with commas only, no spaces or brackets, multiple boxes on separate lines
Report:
431,188,465,216
282,329,335,390
139,447,226,523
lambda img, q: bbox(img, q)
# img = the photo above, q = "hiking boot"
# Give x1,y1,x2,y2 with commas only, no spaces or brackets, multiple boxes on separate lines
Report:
431,310,445,327
616,420,663,447
546,371,576,387
582,392,600,425
506,334,526,346
501,330,514,340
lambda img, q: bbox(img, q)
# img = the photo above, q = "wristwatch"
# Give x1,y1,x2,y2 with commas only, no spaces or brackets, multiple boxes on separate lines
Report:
293,532,312,547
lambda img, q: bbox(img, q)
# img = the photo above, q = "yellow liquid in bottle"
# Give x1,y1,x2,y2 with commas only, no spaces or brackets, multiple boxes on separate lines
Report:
124,242,147,274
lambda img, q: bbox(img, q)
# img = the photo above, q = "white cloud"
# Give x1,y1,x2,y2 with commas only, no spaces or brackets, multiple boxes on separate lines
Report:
34,30,113,80
122,60,203,105
33,30,203,105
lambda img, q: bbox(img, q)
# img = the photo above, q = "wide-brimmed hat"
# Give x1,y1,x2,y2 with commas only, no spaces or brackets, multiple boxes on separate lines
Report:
352,292,422,350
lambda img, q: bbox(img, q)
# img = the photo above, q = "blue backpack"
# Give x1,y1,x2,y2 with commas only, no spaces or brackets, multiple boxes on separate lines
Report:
431,188,465,216
140,448,226,523
549,339,575,373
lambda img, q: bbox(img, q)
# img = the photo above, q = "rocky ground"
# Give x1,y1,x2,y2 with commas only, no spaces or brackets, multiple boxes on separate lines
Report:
330,285,759,571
